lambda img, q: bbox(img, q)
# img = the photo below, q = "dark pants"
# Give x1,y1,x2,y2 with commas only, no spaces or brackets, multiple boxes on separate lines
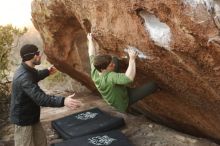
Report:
112,56,157,105
127,81,157,105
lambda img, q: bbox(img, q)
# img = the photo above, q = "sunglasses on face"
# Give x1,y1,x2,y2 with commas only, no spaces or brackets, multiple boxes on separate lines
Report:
23,51,40,57
35,51,40,56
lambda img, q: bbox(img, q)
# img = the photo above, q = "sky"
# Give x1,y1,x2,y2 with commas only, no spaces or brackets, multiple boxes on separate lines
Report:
0,0,33,27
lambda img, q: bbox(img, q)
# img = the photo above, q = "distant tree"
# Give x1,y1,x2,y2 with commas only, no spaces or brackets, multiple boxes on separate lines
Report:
0,25,26,126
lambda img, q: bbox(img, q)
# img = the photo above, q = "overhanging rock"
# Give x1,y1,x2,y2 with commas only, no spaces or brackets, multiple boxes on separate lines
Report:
31,0,220,143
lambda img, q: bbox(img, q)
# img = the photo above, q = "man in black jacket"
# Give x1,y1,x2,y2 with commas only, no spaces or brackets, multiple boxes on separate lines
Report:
10,44,81,146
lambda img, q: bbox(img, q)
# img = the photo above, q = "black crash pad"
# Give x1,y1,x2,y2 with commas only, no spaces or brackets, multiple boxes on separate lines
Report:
51,130,133,146
52,108,125,140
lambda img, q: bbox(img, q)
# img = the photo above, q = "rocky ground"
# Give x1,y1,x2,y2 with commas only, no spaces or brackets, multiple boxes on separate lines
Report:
0,88,219,146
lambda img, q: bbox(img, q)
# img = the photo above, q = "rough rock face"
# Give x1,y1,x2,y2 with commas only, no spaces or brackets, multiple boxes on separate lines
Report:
31,0,220,143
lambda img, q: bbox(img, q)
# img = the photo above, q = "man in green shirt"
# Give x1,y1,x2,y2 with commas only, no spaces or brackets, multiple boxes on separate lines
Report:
87,33,157,112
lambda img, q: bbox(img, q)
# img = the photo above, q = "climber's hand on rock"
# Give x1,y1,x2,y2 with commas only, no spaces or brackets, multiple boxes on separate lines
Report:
127,48,138,60
87,33,93,41
48,65,57,75
64,93,82,110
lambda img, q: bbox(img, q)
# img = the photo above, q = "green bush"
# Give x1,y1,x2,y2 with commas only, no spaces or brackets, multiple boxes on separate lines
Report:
0,25,26,97
0,25,26,127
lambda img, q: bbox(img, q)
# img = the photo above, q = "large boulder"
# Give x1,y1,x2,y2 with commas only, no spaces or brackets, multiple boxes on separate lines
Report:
31,0,220,143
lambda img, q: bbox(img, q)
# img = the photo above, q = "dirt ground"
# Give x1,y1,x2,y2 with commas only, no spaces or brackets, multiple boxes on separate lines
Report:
1,88,219,146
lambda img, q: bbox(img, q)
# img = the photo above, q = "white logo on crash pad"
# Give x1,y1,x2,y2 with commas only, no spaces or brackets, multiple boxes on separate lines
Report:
75,112,98,120
88,135,116,145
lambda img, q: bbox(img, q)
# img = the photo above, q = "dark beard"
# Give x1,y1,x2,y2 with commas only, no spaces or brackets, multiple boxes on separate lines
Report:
33,60,41,65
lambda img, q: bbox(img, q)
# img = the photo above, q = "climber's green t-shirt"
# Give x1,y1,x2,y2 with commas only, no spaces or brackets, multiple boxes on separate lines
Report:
90,55,132,112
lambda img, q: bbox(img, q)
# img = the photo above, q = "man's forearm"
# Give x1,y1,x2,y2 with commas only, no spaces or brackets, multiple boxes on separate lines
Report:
125,58,136,81
37,69,50,81
88,38,96,56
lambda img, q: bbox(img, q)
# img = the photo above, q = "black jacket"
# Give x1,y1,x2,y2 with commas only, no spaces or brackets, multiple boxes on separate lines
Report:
10,63,65,126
